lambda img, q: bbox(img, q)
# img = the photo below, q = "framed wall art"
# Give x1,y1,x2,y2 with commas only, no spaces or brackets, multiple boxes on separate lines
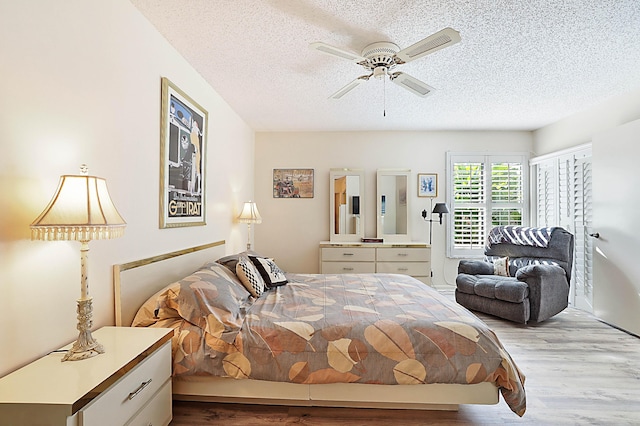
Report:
418,173,437,197
273,169,314,198
159,77,208,228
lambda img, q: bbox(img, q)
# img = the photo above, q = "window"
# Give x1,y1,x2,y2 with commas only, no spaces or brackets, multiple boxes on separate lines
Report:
446,152,529,257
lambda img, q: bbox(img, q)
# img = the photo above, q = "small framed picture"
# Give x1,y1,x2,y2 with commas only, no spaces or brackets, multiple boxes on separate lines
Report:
273,169,314,198
418,173,437,197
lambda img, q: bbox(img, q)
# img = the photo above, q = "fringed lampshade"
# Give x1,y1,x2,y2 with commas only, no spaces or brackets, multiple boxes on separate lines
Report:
237,201,261,250
31,166,126,361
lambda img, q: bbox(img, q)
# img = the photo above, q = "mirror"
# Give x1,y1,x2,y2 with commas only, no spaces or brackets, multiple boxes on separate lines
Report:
377,169,411,242
329,169,365,242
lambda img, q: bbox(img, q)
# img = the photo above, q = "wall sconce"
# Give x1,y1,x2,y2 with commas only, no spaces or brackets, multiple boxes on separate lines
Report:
237,201,261,250
421,200,449,245
30,165,126,361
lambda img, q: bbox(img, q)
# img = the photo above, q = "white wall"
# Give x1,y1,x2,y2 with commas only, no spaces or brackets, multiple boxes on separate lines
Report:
0,0,254,376
533,88,640,155
254,131,533,286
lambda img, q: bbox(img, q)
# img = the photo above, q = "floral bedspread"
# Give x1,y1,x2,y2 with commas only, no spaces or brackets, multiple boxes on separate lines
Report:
132,265,526,416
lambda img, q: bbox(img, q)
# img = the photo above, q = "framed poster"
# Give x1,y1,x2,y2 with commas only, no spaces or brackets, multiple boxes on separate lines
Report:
273,169,314,198
159,77,208,228
418,173,437,197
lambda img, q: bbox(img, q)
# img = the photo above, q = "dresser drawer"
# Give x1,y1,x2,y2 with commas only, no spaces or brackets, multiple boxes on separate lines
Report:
376,247,430,262
321,262,376,274
125,379,172,426
321,247,375,262
376,261,430,276
81,342,171,426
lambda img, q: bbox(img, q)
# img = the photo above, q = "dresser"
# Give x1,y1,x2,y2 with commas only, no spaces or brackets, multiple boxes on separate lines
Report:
0,326,173,426
319,241,431,285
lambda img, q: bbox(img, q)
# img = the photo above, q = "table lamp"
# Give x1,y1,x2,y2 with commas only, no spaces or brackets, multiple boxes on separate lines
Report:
237,201,261,250
30,165,126,361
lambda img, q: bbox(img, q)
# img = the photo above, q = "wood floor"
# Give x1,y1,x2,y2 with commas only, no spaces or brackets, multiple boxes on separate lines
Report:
170,292,640,425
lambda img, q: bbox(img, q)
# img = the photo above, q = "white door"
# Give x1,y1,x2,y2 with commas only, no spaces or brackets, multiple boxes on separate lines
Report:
592,118,640,336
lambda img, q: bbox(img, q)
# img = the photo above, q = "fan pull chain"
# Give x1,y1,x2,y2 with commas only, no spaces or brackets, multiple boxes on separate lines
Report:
383,74,386,117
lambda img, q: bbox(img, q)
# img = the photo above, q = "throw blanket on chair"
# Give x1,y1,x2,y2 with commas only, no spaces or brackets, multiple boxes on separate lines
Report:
487,226,554,248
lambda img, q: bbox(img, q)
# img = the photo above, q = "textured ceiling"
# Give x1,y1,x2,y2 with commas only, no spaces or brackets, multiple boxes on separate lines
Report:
131,0,640,132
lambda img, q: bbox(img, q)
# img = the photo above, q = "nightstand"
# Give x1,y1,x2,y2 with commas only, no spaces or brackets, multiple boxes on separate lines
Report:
0,326,173,426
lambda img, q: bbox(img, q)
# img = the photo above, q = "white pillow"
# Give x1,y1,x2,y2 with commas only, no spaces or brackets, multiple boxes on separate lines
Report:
493,256,510,277
236,256,265,297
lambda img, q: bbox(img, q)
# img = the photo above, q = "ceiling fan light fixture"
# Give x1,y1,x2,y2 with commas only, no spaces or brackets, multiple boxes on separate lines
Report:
373,66,387,80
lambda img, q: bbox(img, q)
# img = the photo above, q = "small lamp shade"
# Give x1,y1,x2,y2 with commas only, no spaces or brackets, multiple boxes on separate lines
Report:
31,174,126,241
432,202,449,225
237,201,262,224
432,203,450,215
237,201,261,250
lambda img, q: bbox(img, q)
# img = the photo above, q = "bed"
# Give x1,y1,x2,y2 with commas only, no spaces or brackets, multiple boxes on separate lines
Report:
114,241,525,416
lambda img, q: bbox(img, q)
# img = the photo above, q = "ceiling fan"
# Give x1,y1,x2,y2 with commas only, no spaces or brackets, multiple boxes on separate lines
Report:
310,27,461,99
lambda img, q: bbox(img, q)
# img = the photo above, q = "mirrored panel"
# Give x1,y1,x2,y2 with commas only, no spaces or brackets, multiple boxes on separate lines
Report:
377,169,411,242
329,168,365,242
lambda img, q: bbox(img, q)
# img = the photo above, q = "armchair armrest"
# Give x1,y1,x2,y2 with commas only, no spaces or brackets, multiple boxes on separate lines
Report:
515,263,567,280
458,259,494,275
515,264,570,323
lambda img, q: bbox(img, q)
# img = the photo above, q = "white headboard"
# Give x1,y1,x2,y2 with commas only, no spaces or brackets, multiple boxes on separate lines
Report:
113,240,226,326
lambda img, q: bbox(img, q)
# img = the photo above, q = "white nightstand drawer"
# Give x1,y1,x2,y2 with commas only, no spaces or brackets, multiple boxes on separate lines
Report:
376,248,430,262
81,342,171,426
126,379,172,426
321,247,375,262
321,262,376,274
376,261,430,276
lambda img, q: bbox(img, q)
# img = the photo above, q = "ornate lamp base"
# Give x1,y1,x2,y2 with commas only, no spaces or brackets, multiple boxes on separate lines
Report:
62,298,105,362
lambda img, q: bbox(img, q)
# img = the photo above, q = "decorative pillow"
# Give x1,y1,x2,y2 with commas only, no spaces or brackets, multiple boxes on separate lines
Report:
493,256,510,277
249,255,287,289
216,250,264,272
236,256,266,297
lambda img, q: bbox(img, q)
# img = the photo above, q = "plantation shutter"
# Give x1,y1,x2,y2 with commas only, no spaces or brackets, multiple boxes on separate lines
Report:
491,162,524,226
572,154,593,311
452,161,485,254
531,145,592,311
447,152,529,258
535,161,556,226
558,157,571,227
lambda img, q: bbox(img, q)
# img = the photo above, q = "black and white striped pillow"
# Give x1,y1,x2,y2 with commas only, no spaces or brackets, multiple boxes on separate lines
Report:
249,256,287,289
235,256,265,297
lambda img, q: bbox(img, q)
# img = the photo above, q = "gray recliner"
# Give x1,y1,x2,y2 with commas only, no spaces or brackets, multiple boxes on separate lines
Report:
455,226,574,324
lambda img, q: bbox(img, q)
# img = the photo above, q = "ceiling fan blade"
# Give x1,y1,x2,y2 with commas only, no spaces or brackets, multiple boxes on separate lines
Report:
390,72,435,97
329,76,368,99
309,42,367,63
394,27,461,63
